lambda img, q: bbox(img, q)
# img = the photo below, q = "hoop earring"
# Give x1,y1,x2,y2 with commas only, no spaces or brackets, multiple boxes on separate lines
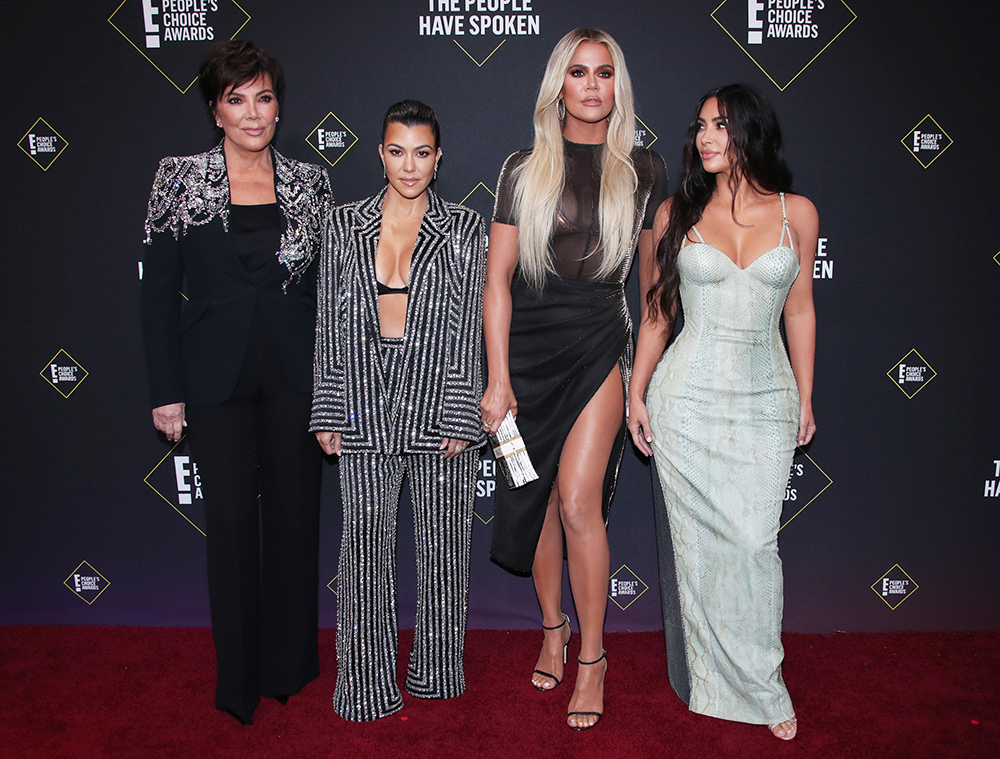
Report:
556,97,566,121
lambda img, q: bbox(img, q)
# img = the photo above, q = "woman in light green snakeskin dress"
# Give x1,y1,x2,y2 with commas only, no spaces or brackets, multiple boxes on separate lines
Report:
628,84,817,741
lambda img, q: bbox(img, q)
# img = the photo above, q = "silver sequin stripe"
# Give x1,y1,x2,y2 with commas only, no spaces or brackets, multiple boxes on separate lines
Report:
334,449,477,722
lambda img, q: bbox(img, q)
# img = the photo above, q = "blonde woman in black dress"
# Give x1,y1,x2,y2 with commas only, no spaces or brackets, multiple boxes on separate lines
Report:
481,28,667,730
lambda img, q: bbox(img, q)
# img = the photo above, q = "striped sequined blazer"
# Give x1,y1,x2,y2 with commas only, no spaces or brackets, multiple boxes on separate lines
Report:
310,187,487,453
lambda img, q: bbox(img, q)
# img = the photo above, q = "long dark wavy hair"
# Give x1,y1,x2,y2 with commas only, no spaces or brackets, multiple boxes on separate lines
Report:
647,83,793,321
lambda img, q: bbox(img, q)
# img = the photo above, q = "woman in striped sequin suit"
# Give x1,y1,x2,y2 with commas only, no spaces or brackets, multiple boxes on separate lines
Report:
311,101,487,722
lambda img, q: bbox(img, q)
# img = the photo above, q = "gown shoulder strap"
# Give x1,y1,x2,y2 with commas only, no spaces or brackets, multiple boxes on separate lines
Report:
778,192,794,252
689,225,706,244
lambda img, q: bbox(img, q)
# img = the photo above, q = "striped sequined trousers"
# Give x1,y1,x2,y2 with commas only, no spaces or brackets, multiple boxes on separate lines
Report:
334,338,478,722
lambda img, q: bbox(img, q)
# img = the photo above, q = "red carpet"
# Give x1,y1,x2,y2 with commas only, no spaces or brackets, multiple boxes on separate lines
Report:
3,626,997,758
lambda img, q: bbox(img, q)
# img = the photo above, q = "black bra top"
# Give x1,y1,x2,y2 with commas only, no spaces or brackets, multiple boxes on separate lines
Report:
376,280,409,296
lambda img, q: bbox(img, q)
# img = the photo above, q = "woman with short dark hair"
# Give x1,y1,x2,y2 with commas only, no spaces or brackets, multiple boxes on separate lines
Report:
630,83,818,741
140,39,331,725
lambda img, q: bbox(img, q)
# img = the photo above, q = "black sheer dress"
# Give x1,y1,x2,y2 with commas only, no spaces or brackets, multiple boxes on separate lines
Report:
489,139,668,574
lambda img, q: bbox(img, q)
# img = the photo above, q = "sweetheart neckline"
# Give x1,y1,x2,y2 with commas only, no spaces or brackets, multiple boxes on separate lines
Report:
684,241,796,272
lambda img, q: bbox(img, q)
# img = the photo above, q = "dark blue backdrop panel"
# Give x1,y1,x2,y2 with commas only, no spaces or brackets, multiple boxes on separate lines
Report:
1,0,998,633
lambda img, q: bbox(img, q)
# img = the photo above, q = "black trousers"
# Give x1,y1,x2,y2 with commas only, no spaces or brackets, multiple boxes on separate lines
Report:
186,320,322,724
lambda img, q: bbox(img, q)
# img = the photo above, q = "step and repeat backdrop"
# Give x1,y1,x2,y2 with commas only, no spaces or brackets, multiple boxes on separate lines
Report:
2,0,998,634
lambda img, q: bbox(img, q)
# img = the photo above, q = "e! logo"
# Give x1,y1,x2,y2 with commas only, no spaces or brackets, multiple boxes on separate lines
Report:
142,0,161,48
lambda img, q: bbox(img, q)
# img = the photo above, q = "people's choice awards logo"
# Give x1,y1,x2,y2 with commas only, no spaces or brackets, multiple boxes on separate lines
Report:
871,564,918,610
306,114,359,169
39,350,89,398
711,0,857,90
418,0,543,66
887,349,937,399
64,561,111,605
144,437,207,535
901,115,953,168
780,449,833,530
633,117,658,150
108,0,251,93
608,565,649,611
18,118,69,171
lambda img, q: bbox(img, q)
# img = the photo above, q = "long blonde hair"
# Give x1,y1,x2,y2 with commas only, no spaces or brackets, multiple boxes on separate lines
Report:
512,28,639,287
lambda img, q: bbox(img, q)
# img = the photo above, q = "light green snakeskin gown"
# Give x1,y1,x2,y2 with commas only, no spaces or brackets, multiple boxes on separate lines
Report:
647,194,798,724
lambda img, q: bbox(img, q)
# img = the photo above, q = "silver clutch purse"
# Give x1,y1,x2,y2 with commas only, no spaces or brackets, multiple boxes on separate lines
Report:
488,411,539,489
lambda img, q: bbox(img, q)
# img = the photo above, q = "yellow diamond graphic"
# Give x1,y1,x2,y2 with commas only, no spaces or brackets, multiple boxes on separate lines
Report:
460,181,497,224
64,561,111,605
306,113,359,168
900,115,953,169
779,448,833,531
634,116,658,150
887,349,937,399
711,0,857,91
143,436,207,536
108,0,251,94
454,39,506,67
327,575,338,596
871,564,919,610
39,349,88,398
994,251,1000,267
608,564,649,611
18,118,69,171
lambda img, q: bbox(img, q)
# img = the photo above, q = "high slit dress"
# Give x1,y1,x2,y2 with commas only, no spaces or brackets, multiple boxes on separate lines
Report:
647,193,800,725
489,139,667,575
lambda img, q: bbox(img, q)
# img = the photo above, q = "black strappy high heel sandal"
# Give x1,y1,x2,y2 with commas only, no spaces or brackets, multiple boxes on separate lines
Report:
532,612,571,691
567,650,606,731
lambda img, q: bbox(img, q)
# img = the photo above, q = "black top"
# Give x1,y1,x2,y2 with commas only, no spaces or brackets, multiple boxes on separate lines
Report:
376,280,410,296
230,203,283,274
493,140,668,280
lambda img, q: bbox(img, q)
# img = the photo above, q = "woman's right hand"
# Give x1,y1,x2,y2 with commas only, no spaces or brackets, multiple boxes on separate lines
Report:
152,403,186,443
627,395,654,458
316,431,342,456
480,380,517,436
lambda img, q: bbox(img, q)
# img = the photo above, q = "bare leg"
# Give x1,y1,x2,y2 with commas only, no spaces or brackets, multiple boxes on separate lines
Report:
559,366,623,728
530,488,571,689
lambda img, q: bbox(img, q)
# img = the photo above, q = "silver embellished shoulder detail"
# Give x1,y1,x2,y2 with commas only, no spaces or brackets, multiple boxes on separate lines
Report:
272,148,333,289
143,142,333,290
143,143,229,244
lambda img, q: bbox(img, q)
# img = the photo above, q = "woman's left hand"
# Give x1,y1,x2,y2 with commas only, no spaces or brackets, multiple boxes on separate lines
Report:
441,437,472,459
797,403,816,446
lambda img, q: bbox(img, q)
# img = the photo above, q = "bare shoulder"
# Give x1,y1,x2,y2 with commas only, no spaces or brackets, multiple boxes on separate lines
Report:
784,193,818,227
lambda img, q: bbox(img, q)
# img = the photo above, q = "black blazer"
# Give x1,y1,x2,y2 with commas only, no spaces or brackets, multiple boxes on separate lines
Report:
140,143,332,408
310,188,487,452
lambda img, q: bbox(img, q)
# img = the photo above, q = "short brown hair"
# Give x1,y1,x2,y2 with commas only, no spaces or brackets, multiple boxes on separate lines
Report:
198,40,284,114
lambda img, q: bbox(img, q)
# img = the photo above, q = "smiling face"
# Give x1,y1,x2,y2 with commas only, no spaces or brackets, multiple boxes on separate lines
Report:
560,41,615,129
379,122,441,201
212,74,278,156
696,97,732,175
